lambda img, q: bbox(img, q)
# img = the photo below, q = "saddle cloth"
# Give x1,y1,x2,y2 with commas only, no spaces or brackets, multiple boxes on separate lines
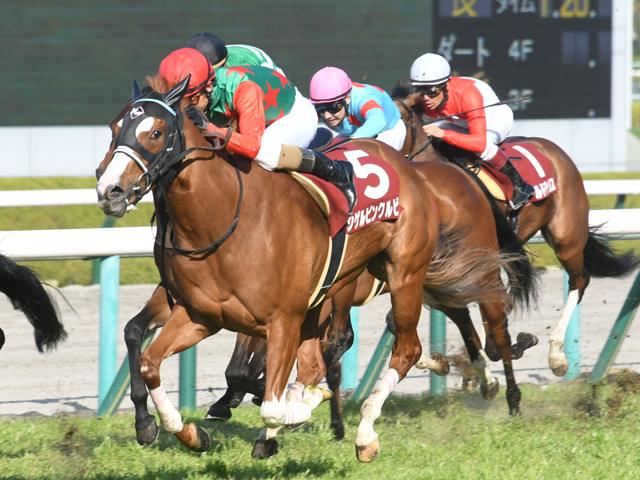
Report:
466,142,557,204
291,138,404,308
291,139,404,237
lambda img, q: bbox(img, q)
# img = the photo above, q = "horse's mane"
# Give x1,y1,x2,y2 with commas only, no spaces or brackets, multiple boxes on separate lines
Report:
146,74,193,109
391,78,424,116
146,74,171,94
391,78,414,100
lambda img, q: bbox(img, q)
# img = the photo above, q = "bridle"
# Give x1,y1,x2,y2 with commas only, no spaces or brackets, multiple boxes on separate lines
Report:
395,100,432,161
113,79,241,256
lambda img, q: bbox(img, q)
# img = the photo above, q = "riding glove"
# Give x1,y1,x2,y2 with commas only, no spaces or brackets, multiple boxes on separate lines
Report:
185,107,209,131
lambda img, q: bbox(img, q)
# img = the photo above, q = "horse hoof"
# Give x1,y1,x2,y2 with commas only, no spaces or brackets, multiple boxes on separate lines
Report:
549,356,569,377
136,418,159,446
204,404,232,422
355,437,381,463
481,378,500,401
251,438,279,459
191,425,211,453
517,332,538,347
252,396,263,407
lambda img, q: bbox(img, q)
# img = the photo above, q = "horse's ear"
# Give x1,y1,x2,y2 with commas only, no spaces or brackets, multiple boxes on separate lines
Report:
132,80,142,102
163,75,191,109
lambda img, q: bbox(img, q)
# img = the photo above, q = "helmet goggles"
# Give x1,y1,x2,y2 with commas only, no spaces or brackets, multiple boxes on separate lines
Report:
315,99,346,115
414,82,447,98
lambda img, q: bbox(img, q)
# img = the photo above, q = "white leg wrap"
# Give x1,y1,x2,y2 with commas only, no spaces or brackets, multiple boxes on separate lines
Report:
549,290,579,373
149,384,183,434
286,382,304,405
355,369,399,447
260,392,287,428
472,350,496,386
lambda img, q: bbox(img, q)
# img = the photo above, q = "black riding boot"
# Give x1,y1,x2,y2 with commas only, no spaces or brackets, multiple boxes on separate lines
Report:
498,160,535,211
299,148,357,214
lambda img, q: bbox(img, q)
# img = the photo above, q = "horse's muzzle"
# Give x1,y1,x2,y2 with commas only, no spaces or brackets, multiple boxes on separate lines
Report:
97,184,129,218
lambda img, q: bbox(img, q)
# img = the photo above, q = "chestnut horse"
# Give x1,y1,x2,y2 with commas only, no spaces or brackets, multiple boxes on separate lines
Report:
205,159,539,432
0,253,66,354
96,76,505,461
393,80,640,377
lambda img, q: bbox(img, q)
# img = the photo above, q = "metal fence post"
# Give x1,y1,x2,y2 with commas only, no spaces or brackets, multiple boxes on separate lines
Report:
179,347,197,411
563,271,581,380
589,269,640,382
341,307,359,390
430,309,447,396
92,217,117,284
352,328,395,403
98,255,120,408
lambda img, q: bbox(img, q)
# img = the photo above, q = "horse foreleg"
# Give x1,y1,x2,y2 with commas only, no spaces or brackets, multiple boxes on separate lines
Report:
480,300,521,415
206,333,267,421
355,278,424,463
325,361,345,440
252,313,304,459
322,281,358,366
123,284,171,445
139,301,219,452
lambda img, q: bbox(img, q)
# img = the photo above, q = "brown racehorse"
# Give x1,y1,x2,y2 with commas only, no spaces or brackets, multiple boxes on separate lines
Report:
393,79,640,377
95,76,505,462
98,101,537,452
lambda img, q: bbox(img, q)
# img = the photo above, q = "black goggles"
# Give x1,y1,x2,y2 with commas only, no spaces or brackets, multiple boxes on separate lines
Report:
414,83,446,98
315,99,346,115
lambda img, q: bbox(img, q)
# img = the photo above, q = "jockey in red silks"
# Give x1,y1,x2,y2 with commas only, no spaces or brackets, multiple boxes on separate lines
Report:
410,53,535,211
159,48,356,212
309,67,406,151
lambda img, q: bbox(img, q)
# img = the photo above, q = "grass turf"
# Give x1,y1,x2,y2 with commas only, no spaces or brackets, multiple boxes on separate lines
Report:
1,373,640,479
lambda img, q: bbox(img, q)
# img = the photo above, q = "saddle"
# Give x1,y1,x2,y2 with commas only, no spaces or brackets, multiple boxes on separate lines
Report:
439,141,557,206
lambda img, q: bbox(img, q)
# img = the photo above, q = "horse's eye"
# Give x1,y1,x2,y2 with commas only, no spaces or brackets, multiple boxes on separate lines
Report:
151,130,162,140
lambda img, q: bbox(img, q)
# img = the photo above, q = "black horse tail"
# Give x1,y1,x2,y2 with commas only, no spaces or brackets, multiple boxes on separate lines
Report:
583,228,640,278
487,191,540,310
430,139,540,309
0,253,66,352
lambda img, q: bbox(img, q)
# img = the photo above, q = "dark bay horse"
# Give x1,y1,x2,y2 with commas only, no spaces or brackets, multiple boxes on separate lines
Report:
393,80,640,377
96,76,505,461
0,253,66,353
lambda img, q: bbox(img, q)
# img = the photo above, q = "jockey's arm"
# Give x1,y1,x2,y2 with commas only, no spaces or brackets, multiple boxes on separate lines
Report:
440,87,488,154
204,82,266,159
352,101,387,139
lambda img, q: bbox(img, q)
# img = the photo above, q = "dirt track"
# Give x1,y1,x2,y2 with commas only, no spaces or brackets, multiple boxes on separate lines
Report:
1,269,639,417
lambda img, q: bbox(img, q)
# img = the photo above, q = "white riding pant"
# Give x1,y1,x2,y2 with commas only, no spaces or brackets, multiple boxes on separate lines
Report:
376,120,407,151
254,89,318,171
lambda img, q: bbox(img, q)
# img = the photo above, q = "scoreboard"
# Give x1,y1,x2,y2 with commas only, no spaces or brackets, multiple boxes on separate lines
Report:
433,0,613,119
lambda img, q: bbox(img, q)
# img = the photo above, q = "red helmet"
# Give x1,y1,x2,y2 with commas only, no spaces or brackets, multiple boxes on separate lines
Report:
159,48,215,96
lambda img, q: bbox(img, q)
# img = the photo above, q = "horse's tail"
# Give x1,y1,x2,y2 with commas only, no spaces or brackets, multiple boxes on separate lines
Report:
486,186,539,309
0,254,66,352
583,228,640,278
423,227,519,312
429,139,540,308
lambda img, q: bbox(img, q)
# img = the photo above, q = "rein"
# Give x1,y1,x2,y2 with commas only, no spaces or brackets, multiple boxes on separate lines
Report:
396,100,432,161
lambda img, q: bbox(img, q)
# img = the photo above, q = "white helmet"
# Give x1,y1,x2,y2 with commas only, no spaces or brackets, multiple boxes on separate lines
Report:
410,53,451,86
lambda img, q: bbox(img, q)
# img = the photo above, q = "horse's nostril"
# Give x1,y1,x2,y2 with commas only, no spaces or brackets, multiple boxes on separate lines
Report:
107,184,125,200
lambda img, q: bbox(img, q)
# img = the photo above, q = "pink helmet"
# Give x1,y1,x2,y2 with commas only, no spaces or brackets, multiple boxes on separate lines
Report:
309,67,352,104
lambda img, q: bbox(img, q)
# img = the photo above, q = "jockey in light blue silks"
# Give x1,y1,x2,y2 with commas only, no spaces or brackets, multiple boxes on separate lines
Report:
309,67,406,151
